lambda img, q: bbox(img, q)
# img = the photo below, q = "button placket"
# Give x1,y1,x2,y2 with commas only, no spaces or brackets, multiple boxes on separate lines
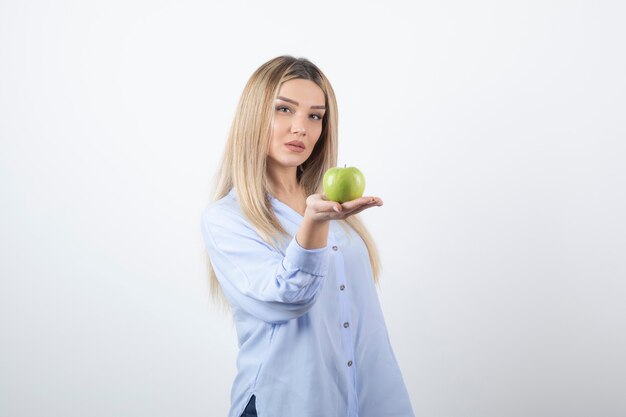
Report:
335,244,345,292
330,237,356,377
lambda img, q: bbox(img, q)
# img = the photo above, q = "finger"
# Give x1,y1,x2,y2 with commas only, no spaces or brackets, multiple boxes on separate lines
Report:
342,198,383,214
341,196,377,211
316,200,344,214
350,201,381,216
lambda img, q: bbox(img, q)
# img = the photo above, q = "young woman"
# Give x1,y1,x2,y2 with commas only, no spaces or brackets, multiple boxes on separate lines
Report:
201,55,414,417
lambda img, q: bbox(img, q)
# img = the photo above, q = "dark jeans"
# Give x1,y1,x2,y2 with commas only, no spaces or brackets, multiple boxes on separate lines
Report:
240,395,257,417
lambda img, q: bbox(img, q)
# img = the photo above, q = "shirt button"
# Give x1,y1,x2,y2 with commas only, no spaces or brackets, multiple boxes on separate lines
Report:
343,322,349,328
332,245,338,251
339,284,345,291
347,360,353,367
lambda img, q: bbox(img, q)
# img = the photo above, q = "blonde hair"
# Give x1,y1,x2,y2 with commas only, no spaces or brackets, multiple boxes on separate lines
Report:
205,55,382,310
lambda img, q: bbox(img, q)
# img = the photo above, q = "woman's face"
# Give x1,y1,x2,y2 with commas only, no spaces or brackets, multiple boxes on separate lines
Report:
267,78,326,170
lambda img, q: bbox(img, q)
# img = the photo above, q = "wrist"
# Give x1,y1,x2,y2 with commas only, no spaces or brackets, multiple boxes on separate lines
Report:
304,208,330,224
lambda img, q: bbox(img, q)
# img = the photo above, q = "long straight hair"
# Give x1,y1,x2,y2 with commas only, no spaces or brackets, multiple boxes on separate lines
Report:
205,55,382,310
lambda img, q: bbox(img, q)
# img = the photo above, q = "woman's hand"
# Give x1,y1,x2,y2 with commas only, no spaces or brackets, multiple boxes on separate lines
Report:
304,193,383,223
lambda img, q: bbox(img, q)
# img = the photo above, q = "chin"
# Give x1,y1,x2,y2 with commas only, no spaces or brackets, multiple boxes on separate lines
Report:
268,156,300,168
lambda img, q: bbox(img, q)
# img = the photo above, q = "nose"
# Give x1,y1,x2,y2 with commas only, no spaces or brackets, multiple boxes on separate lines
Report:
291,115,307,136
291,125,306,135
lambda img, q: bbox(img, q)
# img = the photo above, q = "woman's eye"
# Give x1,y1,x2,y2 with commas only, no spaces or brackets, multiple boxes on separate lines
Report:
276,106,323,121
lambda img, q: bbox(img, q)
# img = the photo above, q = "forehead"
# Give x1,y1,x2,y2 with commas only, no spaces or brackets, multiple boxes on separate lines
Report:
277,79,325,105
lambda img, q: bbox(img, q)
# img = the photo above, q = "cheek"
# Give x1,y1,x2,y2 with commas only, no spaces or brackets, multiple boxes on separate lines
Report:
312,124,324,141
272,116,288,131
269,122,279,141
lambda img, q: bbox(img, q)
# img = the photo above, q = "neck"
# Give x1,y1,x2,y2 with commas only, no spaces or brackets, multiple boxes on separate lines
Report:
266,161,301,197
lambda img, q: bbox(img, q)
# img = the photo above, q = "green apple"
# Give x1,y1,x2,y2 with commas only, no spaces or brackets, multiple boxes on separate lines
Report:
323,165,366,203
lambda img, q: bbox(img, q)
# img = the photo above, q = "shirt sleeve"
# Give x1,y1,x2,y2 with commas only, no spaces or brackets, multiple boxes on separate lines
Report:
200,206,331,324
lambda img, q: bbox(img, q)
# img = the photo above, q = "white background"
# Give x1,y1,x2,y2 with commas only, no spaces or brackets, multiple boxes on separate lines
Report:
1,1,625,416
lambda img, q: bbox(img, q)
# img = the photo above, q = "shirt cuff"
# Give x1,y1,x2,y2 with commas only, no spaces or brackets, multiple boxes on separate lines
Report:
283,235,330,277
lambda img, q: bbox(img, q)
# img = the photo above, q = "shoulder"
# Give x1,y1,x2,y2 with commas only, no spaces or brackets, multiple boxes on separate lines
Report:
201,189,286,255
201,189,252,233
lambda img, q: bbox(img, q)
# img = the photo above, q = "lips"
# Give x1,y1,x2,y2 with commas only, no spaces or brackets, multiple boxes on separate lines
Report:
285,140,305,149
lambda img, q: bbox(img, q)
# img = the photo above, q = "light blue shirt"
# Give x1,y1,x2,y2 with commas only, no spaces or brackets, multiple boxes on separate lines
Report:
201,187,414,417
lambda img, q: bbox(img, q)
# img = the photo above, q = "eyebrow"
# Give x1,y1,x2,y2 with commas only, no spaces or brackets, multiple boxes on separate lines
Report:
276,96,326,110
